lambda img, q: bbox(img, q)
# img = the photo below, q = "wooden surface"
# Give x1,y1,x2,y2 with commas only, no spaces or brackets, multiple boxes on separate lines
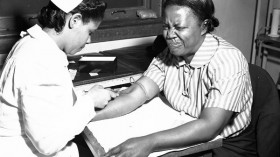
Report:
90,18,163,42
72,45,154,90
83,127,106,157
159,139,222,157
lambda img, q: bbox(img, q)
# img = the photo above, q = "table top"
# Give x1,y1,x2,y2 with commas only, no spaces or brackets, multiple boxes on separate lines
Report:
82,96,223,157
256,34,280,44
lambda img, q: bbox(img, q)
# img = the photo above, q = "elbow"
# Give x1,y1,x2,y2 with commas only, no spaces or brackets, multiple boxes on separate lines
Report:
33,140,61,155
195,121,224,142
203,122,224,141
205,129,220,141
27,133,68,155
197,130,220,143
24,125,72,155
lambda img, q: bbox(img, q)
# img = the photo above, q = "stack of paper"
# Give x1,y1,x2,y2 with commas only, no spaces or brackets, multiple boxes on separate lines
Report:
86,96,207,157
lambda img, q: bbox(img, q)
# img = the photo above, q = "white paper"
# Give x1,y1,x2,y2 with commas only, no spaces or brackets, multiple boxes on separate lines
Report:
87,96,223,157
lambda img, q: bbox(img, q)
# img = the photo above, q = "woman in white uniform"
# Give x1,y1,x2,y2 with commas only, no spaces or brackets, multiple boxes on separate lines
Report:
0,0,117,156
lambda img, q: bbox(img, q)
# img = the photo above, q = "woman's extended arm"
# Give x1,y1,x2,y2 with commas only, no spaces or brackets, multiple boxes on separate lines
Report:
92,76,160,121
104,107,233,157
149,107,233,151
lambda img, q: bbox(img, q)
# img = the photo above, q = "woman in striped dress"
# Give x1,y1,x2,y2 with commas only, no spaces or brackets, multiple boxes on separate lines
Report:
94,0,253,156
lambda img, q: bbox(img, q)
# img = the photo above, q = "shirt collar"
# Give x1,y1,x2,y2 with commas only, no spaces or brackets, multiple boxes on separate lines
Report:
26,25,55,45
176,34,219,68
24,24,68,66
190,34,219,68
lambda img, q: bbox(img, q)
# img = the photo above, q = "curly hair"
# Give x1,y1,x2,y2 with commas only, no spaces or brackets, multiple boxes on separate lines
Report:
37,0,107,33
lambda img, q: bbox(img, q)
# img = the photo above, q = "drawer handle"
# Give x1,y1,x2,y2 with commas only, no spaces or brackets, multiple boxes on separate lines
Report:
111,10,126,15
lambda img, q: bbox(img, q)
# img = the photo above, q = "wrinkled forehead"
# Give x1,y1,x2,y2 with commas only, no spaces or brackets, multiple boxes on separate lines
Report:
163,5,198,23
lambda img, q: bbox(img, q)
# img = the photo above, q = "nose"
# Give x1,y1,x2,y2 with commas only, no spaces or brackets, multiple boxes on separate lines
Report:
166,28,176,38
86,37,91,44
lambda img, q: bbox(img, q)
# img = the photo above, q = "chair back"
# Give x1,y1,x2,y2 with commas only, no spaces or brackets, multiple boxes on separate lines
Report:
215,64,280,157
249,64,280,157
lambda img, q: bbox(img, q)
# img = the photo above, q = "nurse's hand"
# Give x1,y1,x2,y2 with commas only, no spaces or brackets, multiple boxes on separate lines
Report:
104,136,153,157
86,85,119,109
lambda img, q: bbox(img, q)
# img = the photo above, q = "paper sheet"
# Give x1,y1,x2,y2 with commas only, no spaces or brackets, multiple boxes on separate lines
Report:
87,96,221,157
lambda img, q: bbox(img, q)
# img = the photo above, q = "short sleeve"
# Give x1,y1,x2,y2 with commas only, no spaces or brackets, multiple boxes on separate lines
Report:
143,58,166,91
204,49,250,113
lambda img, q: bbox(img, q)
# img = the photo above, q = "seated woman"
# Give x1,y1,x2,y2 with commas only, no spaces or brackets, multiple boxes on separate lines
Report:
93,0,253,157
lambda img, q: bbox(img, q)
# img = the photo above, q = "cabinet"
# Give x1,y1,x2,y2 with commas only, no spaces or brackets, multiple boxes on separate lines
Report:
255,34,280,69
89,0,164,42
0,0,163,51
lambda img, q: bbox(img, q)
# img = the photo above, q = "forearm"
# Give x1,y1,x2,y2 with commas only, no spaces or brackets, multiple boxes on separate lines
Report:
92,85,147,121
149,119,219,152
149,108,232,152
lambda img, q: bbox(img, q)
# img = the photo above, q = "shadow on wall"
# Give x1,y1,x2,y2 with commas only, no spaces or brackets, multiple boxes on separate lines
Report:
0,10,39,66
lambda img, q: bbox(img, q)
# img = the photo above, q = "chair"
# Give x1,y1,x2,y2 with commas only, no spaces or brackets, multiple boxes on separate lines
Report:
213,64,280,157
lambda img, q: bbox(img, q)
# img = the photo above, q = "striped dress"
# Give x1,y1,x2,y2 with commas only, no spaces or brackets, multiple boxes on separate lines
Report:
143,34,253,138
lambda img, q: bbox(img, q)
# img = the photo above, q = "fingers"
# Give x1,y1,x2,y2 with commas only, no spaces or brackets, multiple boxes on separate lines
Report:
104,146,121,157
86,85,121,108
109,90,119,98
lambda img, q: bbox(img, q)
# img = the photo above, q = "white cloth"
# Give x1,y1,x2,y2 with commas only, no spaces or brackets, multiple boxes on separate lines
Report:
0,25,95,157
86,96,222,157
51,0,82,13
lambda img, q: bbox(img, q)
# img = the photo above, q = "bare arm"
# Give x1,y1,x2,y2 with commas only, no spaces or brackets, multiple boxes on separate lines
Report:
149,107,233,151
92,76,160,121
104,107,233,157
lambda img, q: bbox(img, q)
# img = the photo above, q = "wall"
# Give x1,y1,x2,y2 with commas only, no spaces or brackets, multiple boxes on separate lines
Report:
84,0,257,59
213,0,257,62
85,0,257,57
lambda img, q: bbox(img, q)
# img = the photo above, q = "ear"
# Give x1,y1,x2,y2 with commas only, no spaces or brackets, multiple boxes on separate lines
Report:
69,13,83,29
200,20,208,35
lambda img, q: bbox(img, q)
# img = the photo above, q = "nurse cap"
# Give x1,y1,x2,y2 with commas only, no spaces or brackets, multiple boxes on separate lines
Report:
51,0,83,13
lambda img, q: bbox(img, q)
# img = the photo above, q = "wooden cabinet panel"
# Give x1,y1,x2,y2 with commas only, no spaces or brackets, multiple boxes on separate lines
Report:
0,0,163,53
0,31,20,54
92,18,163,42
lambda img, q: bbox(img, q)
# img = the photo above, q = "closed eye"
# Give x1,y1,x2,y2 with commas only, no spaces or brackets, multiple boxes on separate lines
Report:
162,24,169,30
175,26,187,31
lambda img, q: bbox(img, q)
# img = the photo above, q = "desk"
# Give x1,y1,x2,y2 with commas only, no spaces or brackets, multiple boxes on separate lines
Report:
73,45,222,157
73,45,155,92
254,34,280,69
83,128,222,157
82,96,223,157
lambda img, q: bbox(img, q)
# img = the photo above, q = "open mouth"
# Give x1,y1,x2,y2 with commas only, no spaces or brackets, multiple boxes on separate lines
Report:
167,42,182,48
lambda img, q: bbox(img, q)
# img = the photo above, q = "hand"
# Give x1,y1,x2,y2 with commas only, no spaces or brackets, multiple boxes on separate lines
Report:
104,136,153,157
113,87,128,95
86,85,119,109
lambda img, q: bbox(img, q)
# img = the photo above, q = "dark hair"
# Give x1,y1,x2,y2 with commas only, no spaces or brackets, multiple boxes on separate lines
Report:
38,0,107,33
158,0,219,65
163,0,219,33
